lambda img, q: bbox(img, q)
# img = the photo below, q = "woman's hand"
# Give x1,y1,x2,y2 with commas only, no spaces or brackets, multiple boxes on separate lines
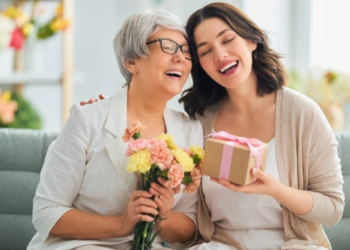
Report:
149,177,176,220
80,94,108,106
211,168,281,198
120,190,158,236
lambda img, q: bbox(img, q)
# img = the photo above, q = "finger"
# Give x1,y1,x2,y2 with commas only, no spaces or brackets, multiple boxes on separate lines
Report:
150,182,168,196
139,214,154,223
158,177,175,195
135,205,159,216
130,190,152,201
154,196,168,214
88,98,98,104
99,94,108,100
135,197,157,209
251,168,267,181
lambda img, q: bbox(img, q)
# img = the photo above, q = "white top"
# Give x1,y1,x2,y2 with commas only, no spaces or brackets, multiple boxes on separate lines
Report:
27,88,204,250
203,138,285,250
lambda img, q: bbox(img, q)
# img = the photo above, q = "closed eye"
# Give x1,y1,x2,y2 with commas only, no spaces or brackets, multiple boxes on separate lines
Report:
223,38,234,44
200,49,211,56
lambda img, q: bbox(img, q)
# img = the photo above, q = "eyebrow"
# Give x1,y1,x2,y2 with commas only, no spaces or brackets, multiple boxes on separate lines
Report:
196,29,232,49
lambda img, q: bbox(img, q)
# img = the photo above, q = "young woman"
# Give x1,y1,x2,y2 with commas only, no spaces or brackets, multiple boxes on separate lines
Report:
84,3,344,250
180,3,344,250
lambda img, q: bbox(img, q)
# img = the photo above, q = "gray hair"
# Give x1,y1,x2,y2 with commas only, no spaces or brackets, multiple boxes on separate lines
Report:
113,9,187,84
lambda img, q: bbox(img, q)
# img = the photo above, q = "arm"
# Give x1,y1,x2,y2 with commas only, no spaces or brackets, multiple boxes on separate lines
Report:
33,104,158,241
50,191,158,239
296,105,344,226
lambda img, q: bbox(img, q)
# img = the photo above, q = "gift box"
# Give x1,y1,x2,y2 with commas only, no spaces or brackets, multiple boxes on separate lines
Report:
202,131,269,186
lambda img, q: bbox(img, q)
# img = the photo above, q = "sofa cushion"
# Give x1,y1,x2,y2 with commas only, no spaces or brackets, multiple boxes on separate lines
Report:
0,129,57,250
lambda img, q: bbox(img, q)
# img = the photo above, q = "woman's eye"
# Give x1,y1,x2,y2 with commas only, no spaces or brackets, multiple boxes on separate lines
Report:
223,38,234,44
200,50,211,56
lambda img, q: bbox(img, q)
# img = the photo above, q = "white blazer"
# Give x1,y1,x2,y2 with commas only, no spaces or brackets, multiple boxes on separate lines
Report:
27,88,204,250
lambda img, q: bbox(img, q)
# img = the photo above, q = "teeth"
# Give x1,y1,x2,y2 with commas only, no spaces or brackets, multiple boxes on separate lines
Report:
165,71,182,76
219,61,238,73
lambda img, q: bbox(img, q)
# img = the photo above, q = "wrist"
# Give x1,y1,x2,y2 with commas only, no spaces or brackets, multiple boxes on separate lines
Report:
155,210,173,230
271,181,285,201
112,215,128,238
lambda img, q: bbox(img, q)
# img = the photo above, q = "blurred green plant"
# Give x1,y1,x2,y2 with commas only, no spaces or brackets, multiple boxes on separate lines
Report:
0,91,42,129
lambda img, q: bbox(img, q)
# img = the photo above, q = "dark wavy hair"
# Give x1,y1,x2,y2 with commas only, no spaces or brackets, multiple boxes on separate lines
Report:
179,3,286,119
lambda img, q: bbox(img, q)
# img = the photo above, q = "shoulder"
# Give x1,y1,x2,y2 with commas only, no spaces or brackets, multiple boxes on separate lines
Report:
167,108,202,130
279,86,324,118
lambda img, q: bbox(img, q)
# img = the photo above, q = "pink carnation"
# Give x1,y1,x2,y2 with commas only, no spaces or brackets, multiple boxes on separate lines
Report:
125,139,149,157
181,147,193,157
122,121,146,142
191,167,202,186
167,162,184,188
182,167,202,193
148,139,173,170
182,183,197,193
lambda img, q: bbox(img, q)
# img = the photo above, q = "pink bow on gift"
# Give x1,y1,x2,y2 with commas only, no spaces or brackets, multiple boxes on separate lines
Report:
206,131,264,182
207,131,263,156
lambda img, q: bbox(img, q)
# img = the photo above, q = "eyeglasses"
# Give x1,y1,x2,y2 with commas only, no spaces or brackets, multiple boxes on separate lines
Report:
146,38,192,60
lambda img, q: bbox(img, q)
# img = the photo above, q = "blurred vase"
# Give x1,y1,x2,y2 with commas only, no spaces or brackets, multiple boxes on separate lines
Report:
23,41,45,74
344,101,350,131
0,48,15,75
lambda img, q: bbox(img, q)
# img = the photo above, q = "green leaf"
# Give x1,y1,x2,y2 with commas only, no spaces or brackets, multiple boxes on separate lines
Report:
182,175,192,185
192,154,201,164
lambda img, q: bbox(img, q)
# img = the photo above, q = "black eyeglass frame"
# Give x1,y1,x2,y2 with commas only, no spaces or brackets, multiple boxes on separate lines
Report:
146,38,192,60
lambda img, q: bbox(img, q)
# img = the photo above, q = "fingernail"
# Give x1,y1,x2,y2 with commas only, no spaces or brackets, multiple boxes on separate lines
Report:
252,168,257,174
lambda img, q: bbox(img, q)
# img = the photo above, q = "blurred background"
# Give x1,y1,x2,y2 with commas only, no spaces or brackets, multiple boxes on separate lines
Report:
0,0,349,132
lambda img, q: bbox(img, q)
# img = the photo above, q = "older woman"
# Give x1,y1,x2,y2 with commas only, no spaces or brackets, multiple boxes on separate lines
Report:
27,10,203,250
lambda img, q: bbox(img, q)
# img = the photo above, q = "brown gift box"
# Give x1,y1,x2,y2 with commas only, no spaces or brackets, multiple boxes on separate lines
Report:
202,137,269,186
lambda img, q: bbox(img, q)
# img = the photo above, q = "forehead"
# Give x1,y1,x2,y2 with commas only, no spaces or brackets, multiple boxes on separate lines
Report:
149,28,188,43
194,17,232,41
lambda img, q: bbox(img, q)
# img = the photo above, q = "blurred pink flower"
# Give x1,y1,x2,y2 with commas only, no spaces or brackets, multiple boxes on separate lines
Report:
181,147,193,157
191,167,202,186
125,139,149,157
148,139,173,170
122,121,146,142
10,28,25,50
167,162,184,188
182,183,197,193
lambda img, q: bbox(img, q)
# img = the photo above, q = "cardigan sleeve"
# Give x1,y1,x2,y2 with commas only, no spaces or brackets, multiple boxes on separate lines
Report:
297,103,345,226
32,104,91,241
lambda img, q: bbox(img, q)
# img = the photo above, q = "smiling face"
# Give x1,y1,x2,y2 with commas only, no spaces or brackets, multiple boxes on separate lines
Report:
130,28,192,98
194,17,257,90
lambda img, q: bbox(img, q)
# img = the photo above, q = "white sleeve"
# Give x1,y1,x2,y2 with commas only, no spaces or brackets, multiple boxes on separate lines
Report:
170,120,203,249
32,104,91,241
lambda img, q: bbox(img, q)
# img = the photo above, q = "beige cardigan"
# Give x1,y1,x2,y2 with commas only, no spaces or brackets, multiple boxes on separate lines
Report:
196,87,345,250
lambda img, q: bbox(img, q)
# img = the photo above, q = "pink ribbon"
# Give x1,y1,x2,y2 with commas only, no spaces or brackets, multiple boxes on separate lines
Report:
207,131,264,182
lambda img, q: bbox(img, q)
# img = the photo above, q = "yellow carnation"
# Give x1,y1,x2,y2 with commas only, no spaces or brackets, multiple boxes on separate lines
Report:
172,148,194,172
190,146,205,160
157,133,177,150
126,150,151,174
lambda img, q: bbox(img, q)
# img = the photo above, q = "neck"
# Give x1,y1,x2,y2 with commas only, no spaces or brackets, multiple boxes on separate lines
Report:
223,70,264,114
127,79,168,124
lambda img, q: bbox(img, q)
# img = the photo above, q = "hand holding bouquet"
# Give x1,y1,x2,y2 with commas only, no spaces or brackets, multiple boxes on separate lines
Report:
122,122,204,250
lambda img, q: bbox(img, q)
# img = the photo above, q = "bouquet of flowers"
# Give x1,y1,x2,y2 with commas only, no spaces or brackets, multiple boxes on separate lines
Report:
123,122,204,250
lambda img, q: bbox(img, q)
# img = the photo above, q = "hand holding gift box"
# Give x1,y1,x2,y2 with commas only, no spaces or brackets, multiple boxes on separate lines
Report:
202,131,269,186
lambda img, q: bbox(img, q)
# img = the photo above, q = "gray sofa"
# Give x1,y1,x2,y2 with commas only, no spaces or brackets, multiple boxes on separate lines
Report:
0,129,349,250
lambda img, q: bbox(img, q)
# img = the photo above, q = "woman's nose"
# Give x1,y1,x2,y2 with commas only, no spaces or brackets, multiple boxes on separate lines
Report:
214,46,228,62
